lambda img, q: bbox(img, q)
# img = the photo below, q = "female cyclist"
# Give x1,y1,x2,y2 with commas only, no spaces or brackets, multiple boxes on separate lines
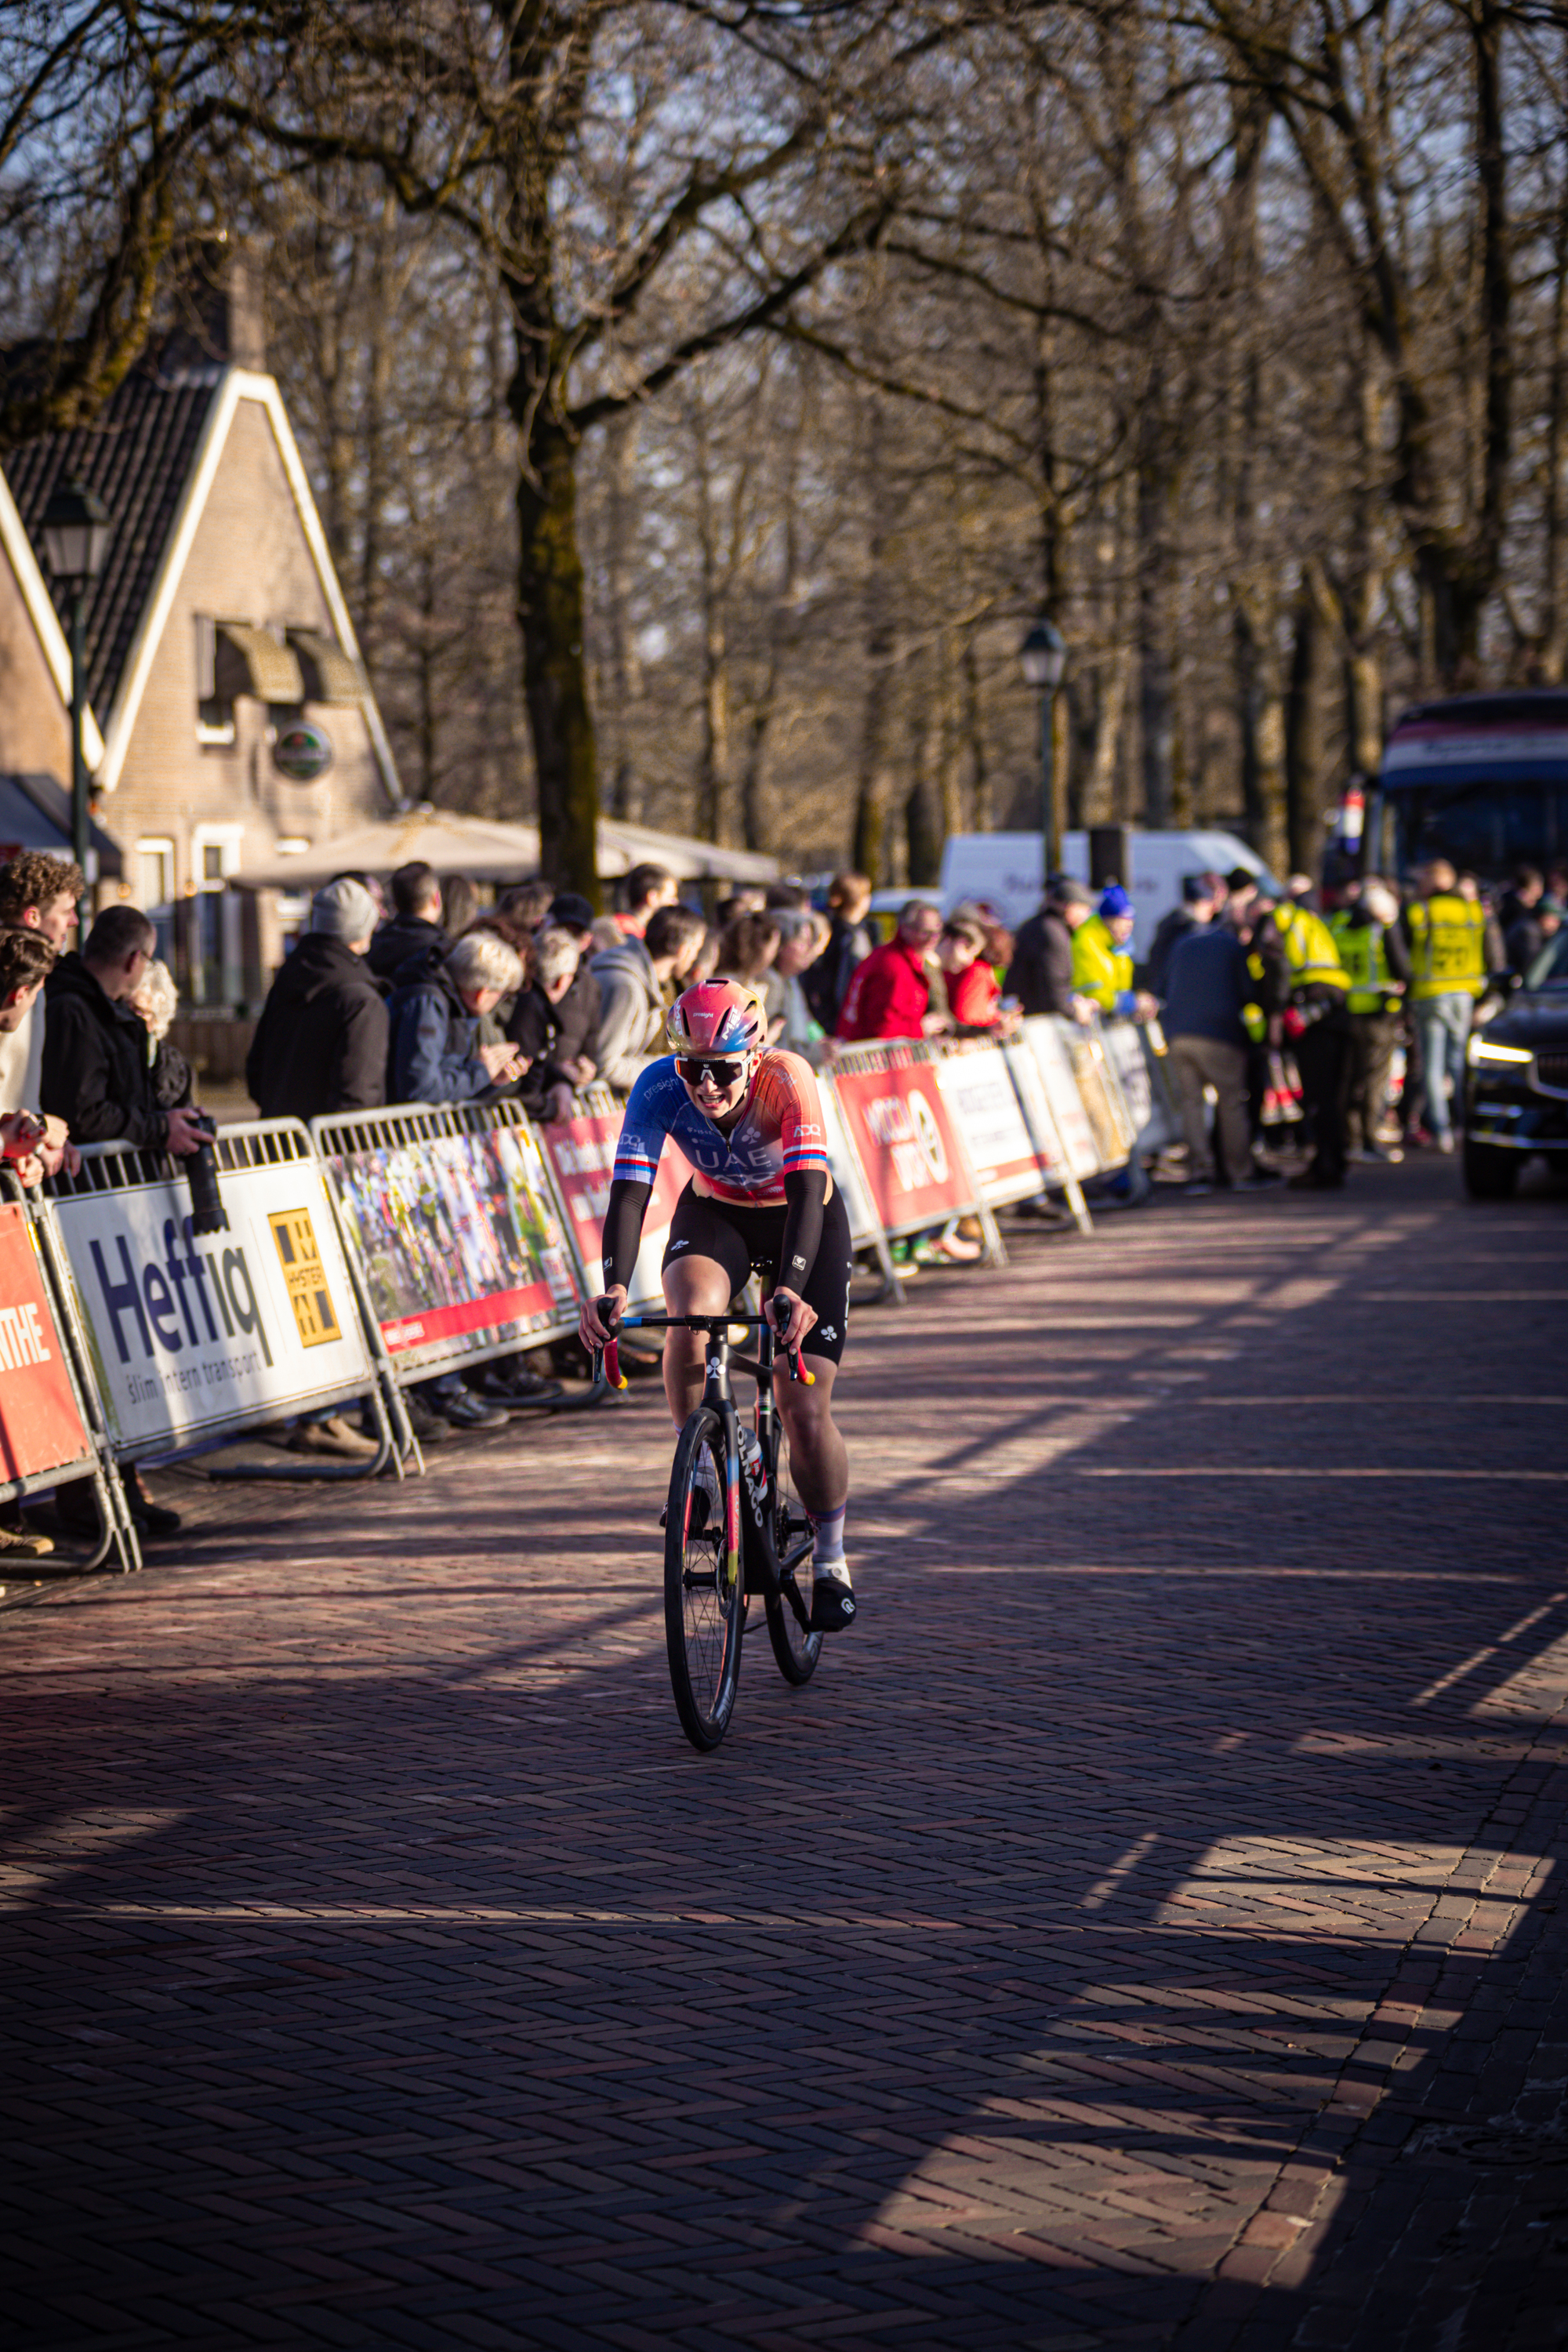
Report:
577,978,857,1632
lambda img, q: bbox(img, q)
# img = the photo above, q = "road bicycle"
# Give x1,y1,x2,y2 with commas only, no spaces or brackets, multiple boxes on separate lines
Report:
593,1308,822,1751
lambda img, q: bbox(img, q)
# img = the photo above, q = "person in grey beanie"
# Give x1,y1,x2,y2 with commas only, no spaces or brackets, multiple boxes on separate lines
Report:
246,875,389,1122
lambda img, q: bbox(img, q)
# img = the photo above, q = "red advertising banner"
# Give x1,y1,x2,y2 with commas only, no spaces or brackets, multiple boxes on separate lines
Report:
0,1203,92,1482
538,1098,694,1305
381,1283,558,1354
829,1062,980,1236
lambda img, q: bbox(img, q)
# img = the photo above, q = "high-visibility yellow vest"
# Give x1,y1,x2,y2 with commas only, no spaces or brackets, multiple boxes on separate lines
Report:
1071,913,1133,1013
1270,904,1349,993
1242,944,1266,1041
1406,893,1486,1000
1328,910,1398,1015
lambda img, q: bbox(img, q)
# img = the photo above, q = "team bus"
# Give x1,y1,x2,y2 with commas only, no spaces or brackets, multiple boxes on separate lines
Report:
1373,688,1568,880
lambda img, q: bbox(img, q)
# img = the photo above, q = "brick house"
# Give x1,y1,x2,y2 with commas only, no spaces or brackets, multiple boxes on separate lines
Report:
0,258,399,1008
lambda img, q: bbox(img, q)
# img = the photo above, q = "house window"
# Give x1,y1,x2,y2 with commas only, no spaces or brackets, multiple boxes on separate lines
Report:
194,615,235,745
137,840,175,912
190,826,245,1008
136,839,176,968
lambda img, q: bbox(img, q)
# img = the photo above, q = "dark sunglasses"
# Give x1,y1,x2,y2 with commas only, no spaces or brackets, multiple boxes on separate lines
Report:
676,1054,746,1086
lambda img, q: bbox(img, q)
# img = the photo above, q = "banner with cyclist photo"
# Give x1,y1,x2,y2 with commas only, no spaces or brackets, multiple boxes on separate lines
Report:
327,1120,579,1371
1102,1018,1180,1155
1066,1025,1135,1165
828,1051,983,1238
533,1086,694,1309
931,1040,1053,1205
1019,1018,1107,1179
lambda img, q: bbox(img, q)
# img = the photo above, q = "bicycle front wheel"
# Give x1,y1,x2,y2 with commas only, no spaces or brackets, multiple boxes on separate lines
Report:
765,1423,822,1687
665,1406,744,1751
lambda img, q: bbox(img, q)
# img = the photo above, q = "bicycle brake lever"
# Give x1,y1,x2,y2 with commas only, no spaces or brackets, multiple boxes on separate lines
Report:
767,1295,815,1388
591,1322,627,1392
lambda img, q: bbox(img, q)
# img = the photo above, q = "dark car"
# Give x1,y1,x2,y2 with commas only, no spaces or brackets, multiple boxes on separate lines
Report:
1463,929,1568,1196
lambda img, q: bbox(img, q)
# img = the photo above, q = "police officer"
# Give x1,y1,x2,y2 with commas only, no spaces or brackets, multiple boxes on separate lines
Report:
1400,858,1502,1154
1328,877,1410,1162
1257,893,1353,1189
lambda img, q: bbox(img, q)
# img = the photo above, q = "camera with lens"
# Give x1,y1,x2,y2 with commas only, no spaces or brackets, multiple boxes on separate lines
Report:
183,1112,228,1236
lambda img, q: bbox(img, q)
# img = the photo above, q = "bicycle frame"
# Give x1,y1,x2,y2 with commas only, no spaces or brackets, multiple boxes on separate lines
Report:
593,1313,815,1630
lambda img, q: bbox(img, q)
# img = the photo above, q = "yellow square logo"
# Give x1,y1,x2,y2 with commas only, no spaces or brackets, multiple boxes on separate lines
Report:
268,1207,343,1349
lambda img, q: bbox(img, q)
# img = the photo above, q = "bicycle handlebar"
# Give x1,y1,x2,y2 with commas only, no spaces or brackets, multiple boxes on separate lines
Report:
590,1303,815,1390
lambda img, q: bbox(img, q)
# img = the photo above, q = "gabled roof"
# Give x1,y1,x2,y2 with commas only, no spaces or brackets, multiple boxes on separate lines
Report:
4,358,221,720
0,328,399,807
0,467,105,770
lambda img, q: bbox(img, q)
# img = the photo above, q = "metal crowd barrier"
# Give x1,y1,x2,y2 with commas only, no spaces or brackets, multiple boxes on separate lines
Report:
0,1169,140,1573
6,1028,1140,1562
44,1121,400,1483
310,1100,583,1404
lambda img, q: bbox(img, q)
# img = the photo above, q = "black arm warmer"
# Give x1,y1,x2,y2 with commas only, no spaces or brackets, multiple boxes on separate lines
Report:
599,1176,651,1295
776,1167,828,1296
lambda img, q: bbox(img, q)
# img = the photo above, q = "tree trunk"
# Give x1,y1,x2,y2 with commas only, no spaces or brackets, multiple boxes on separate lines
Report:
603,416,641,817
1538,136,1568,681
514,409,600,899
1233,593,1287,874
1283,570,1327,874
961,633,990,831
853,401,898,881
417,538,437,801
1080,650,1131,829
691,397,729,844
1135,376,1175,828
904,759,941,886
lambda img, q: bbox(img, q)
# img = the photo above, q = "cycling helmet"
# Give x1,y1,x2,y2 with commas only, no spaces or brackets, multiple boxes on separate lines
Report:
666,978,766,1058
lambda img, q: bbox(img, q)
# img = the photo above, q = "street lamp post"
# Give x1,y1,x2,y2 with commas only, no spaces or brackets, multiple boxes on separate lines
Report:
1018,618,1068,892
40,477,113,898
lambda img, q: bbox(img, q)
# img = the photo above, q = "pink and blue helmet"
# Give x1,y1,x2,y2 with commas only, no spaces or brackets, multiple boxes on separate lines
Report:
666,979,766,1058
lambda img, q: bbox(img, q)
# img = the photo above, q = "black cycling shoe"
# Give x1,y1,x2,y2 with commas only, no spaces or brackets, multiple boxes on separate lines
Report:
809,1575,858,1633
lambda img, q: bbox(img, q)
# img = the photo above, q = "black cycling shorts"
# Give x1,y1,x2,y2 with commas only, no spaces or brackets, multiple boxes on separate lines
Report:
662,1184,853,1365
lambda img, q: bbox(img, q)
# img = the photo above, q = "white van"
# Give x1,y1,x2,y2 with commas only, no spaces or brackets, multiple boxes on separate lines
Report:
938,829,1282,934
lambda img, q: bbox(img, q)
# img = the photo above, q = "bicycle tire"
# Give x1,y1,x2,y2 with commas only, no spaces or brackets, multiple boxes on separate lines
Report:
764,1422,822,1687
665,1406,745,1751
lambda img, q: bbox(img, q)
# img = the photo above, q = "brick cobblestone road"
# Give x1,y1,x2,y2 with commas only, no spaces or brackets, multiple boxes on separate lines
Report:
4,1157,1567,2350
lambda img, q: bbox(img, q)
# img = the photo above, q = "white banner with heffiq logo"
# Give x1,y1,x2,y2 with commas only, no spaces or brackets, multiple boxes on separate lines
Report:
55,1159,374,1454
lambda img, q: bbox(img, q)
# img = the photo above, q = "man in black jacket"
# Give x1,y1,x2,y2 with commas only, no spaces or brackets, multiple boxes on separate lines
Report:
368,860,447,982
539,893,602,1083
1006,878,1093,1016
248,879,388,1122
1145,874,1219,999
42,906,206,1156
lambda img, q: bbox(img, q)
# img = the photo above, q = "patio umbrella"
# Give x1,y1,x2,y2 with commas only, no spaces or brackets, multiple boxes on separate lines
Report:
240,806,778,889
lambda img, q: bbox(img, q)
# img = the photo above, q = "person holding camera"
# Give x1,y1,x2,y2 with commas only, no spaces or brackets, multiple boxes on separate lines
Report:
40,905,193,1540
41,906,209,1158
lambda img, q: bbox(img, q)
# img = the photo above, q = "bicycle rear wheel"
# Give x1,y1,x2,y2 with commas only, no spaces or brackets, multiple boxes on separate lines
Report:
665,1406,744,1750
765,1424,822,1687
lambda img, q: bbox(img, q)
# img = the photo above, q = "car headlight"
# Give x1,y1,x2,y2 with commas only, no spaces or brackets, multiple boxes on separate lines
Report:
1467,1036,1534,1067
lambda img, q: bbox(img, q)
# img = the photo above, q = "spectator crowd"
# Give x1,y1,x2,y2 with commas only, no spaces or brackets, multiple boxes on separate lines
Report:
1,835,1556,1553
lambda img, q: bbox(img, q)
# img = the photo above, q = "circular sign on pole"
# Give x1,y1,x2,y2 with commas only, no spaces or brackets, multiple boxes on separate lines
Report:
273,720,334,782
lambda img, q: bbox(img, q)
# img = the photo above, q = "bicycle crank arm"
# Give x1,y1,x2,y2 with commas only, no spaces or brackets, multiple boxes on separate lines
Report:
777,1567,812,1632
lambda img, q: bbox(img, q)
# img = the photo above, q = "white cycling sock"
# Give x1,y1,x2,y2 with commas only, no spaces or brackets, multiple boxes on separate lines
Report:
809,1504,848,1580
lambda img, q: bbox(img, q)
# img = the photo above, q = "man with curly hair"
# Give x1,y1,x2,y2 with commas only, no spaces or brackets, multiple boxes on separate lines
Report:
0,851,82,1115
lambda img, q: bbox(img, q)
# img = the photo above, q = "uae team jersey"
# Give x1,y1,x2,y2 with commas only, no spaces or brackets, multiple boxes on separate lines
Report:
613,1051,829,1207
